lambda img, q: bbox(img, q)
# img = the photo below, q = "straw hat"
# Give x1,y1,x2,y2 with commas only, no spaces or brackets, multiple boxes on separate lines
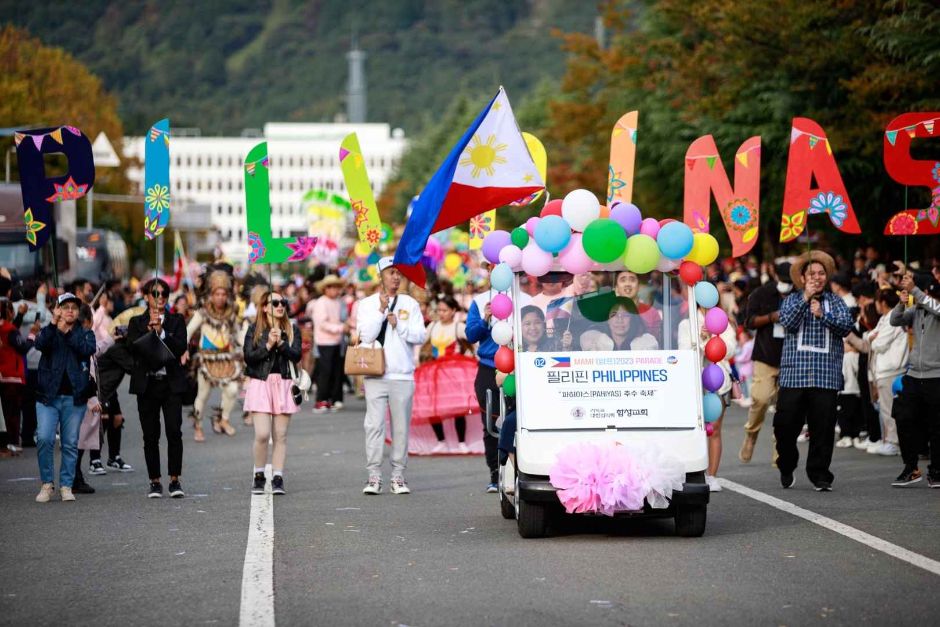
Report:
316,274,346,291
790,251,836,290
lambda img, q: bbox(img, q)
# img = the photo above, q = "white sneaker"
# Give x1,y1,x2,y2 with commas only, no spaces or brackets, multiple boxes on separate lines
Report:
362,476,382,495
60,487,76,502
867,440,883,454
456,442,470,454
332,402,344,411
705,475,722,492
89,460,107,475
835,436,853,449
430,441,447,455
852,437,869,450
389,477,411,495
35,483,55,503
796,428,810,443
876,442,900,456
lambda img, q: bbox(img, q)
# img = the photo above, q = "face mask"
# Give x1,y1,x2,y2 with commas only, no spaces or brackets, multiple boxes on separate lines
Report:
777,282,793,295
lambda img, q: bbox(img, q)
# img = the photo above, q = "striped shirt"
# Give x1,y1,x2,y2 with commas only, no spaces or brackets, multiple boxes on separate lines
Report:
778,291,853,390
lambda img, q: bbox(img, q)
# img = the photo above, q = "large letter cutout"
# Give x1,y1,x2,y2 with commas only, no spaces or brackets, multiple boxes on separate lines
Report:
780,118,860,243
244,142,316,264
883,112,940,236
14,126,95,250
339,132,383,250
607,111,638,204
683,135,761,257
144,118,171,240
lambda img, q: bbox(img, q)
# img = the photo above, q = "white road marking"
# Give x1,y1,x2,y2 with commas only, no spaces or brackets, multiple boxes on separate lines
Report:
239,465,275,627
719,478,940,577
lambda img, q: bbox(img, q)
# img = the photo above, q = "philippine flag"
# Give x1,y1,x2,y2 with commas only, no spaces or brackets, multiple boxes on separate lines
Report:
393,87,545,285
551,357,571,368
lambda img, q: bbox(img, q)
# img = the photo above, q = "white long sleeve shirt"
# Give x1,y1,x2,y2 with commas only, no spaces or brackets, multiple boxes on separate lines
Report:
356,292,427,380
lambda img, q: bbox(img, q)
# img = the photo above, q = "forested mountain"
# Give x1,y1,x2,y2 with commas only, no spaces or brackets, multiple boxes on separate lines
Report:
2,0,596,135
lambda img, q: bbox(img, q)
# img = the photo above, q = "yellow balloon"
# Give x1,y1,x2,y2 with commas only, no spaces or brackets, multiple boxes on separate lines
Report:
687,232,720,266
444,252,462,272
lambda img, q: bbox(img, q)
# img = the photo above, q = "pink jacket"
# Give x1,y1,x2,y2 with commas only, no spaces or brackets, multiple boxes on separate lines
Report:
312,296,344,346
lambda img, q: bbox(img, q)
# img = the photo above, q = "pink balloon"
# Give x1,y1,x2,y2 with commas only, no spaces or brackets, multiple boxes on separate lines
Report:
491,293,513,320
557,233,593,274
656,256,681,273
639,217,661,238
525,217,541,237
520,242,554,277
704,307,729,335
498,244,523,271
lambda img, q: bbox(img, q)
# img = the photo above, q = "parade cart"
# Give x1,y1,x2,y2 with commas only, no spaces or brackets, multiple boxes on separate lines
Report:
490,269,710,538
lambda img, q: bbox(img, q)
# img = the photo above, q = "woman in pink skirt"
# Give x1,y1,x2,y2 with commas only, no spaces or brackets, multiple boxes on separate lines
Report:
243,291,302,495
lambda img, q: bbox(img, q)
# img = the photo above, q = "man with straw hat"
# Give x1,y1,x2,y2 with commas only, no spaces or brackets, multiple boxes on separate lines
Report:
774,250,854,492
312,274,348,413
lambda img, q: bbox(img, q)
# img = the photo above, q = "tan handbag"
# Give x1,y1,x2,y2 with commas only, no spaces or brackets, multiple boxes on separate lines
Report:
344,341,386,376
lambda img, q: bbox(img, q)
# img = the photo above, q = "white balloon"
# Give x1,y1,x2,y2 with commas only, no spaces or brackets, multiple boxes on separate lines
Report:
491,320,513,346
561,189,601,232
656,256,681,273
520,242,554,276
498,244,523,271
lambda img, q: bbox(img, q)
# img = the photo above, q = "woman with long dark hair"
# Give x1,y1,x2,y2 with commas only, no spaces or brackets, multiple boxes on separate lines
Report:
243,290,302,495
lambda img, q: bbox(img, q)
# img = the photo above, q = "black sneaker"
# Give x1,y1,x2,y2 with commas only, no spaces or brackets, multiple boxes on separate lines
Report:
168,480,185,498
271,475,286,495
892,467,923,487
813,481,832,492
72,479,96,494
780,471,795,489
252,472,266,495
148,482,163,498
928,473,940,489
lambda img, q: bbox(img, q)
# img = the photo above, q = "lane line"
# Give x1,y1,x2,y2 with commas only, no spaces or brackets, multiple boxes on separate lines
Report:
719,478,940,577
240,465,275,627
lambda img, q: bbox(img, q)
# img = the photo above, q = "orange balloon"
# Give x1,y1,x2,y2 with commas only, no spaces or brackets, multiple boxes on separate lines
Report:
598,204,610,219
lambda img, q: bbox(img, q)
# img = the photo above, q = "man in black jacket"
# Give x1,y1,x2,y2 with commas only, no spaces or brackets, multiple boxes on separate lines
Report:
127,278,188,498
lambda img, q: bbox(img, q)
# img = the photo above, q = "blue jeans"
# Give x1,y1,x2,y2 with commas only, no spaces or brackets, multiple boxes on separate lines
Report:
36,396,84,487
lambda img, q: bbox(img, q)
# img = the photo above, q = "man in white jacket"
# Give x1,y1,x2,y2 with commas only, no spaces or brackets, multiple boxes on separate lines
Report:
356,257,427,495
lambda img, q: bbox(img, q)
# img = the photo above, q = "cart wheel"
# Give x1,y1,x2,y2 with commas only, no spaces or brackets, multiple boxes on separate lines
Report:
674,504,707,537
517,497,549,538
499,490,515,520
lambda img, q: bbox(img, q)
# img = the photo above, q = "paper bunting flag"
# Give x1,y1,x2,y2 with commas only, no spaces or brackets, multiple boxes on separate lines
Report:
882,112,940,236
13,132,24,147
144,118,171,240
15,126,95,251
244,142,315,264
339,133,383,250
780,118,860,243
683,135,761,257
607,111,638,204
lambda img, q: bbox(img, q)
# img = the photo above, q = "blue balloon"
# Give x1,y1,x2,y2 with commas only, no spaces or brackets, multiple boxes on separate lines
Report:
892,375,904,395
490,262,514,292
703,392,723,423
533,215,572,254
656,221,694,259
694,281,720,309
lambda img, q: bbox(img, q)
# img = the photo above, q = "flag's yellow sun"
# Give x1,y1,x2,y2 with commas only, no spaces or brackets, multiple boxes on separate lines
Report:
460,134,508,178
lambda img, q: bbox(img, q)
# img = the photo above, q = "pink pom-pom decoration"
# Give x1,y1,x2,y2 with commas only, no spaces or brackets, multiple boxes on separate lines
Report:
491,293,513,320
549,442,607,515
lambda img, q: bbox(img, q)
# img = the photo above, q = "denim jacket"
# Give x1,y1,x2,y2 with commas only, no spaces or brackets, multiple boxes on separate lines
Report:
34,324,97,406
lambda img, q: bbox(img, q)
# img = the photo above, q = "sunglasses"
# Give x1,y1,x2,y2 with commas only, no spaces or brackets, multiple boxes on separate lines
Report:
151,289,168,299
269,298,287,308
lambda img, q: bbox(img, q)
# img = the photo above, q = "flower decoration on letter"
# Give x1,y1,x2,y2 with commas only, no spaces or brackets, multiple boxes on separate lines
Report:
468,213,493,240
887,213,918,235
807,191,848,227
779,210,806,242
285,236,318,262
247,232,266,264
45,176,88,203
24,208,46,246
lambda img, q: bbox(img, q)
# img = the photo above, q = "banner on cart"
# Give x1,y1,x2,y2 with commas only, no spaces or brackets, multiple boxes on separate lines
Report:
518,349,701,430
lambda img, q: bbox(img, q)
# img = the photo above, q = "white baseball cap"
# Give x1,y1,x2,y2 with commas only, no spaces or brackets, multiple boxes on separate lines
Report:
377,256,395,273
57,292,82,307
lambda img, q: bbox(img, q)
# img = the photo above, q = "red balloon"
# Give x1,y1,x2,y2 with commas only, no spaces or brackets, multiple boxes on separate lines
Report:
658,218,677,227
540,199,564,218
495,345,515,374
704,336,727,363
679,261,703,286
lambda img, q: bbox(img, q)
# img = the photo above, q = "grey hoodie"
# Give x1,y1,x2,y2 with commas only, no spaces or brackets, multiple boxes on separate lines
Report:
889,286,940,378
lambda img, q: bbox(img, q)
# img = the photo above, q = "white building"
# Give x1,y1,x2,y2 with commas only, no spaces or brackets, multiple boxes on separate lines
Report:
124,122,406,262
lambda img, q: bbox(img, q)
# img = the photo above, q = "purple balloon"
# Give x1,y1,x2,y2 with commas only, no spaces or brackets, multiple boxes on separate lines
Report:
704,307,729,335
481,230,512,264
610,203,643,235
702,364,725,393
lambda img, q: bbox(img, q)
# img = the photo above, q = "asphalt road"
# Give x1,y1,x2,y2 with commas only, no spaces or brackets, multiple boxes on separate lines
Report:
1,385,939,627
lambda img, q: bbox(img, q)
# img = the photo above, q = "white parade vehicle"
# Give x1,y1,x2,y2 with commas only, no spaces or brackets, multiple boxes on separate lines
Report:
490,269,710,538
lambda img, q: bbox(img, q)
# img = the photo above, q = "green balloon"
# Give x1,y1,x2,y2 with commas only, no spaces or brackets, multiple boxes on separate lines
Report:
503,373,516,397
623,234,661,274
510,227,529,249
582,219,627,263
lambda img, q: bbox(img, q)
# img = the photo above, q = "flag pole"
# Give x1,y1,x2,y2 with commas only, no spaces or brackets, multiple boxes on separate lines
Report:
903,185,909,267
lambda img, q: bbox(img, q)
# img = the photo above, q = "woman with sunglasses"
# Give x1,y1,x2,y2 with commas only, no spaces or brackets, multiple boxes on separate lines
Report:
127,278,189,499
243,291,302,495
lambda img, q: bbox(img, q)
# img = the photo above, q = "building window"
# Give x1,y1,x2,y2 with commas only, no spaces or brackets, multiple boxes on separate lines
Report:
207,180,212,191
196,181,202,191
186,181,192,191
